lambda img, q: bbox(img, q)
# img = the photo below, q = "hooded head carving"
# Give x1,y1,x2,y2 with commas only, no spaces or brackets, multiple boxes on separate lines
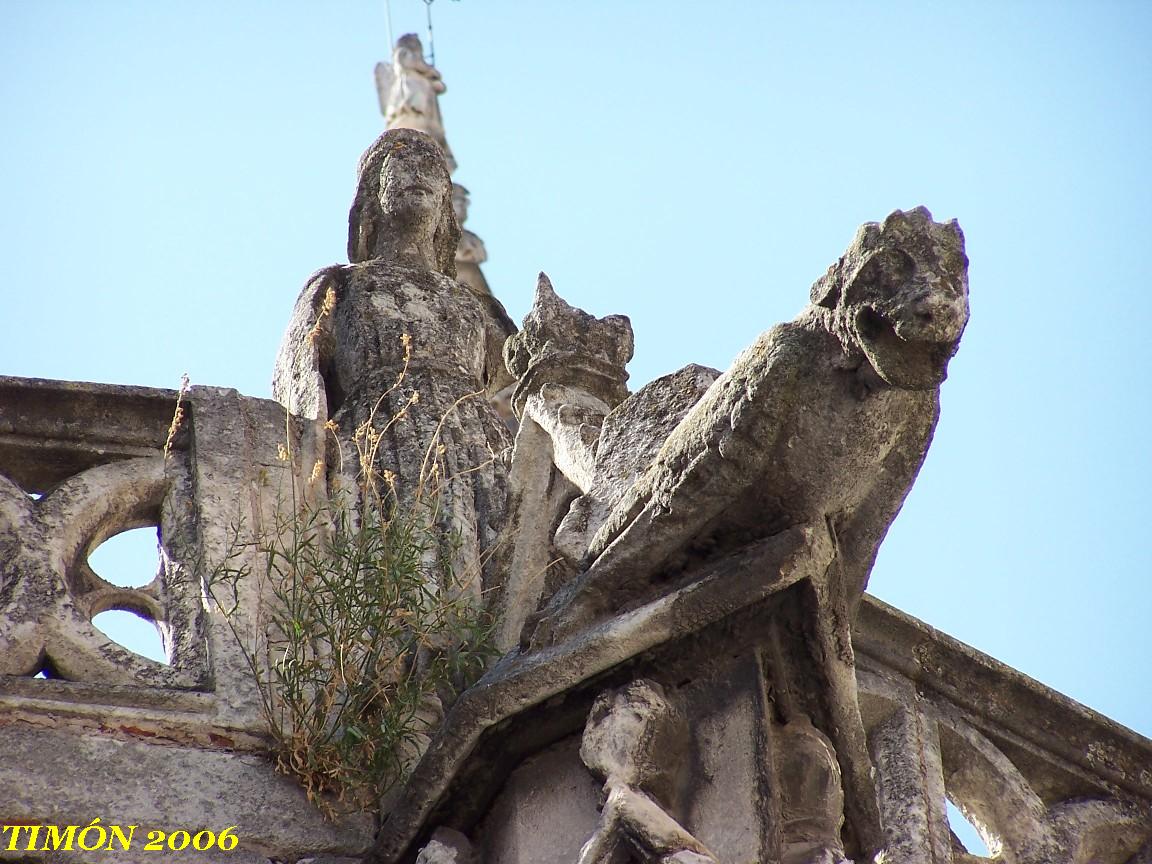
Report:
811,206,969,389
347,128,460,276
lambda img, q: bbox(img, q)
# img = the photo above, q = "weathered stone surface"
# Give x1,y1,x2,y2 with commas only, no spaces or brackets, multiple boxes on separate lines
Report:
0,723,372,860
272,129,513,602
479,736,602,864
489,414,580,652
553,363,719,565
414,827,476,864
683,660,762,861
533,206,970,645
0,376,174,491
868,704,951,862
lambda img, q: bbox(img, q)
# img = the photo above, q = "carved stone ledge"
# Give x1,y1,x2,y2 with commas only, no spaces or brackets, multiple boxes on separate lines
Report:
365,525,832,863
0,375,179,493
363,591,1152,864
855,596,1152,803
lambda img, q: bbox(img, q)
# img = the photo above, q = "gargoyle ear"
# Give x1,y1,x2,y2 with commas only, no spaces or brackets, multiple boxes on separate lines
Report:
810,265,841,309
882,206,933,233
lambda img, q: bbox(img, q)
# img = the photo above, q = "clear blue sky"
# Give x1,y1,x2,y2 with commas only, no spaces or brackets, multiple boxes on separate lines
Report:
3,0,1149,764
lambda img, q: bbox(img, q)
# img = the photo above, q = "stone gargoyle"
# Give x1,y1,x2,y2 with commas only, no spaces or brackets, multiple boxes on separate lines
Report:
528,206,970,647
501,206,967,856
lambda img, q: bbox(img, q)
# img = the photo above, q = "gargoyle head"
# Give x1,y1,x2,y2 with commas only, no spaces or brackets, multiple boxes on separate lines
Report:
811,207,969,389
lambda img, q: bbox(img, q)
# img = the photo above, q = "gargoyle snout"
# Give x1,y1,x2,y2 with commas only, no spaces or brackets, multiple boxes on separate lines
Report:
894,287,969,344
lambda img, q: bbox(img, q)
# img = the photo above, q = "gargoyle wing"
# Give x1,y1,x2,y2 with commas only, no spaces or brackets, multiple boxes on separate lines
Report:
532,327,807,645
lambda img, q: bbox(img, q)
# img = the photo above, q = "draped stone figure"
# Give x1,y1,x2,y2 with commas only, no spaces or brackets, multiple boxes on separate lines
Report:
577,680,719,864
272,128,513,599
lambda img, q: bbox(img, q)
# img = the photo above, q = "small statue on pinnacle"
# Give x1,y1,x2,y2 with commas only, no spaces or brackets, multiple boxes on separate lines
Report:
375,33,457,173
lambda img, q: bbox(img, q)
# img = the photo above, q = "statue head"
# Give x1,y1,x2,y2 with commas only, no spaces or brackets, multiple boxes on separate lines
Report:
580,679,687,806
810,206,969,389
347,128,459,275
451,183,470,225
393,33,427,69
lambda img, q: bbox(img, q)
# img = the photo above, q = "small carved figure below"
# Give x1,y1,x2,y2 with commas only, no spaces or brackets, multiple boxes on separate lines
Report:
578,679,719,864
774,715,851,864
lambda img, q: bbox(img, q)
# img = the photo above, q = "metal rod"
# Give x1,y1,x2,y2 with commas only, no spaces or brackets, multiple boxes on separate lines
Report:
424,0,435,65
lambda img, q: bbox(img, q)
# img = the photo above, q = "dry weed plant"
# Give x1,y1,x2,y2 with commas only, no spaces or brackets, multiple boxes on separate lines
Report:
208,334,497,817
163,373,191,458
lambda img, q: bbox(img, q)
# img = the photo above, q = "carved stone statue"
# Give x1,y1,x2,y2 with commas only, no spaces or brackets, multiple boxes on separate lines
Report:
773,715,852,864
272,128,513,598
500,207,969,857
375,34,457,173
578,680,719,864
530,207,970,645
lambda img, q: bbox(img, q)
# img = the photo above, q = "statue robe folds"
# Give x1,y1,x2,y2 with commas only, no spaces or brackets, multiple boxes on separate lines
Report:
273,129,513,600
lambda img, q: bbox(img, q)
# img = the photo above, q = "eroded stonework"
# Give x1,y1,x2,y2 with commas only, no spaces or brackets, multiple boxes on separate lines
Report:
273,129,513,606
0,379,372,862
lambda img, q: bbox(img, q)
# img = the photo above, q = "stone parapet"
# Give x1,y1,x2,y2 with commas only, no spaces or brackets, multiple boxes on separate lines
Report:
0,375,370,862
